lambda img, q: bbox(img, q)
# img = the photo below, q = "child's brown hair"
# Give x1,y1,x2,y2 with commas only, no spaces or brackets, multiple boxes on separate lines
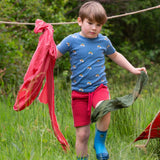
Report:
79,1,107,25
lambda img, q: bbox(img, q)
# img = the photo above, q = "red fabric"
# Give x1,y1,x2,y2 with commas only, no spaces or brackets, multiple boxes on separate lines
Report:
13,19,69,151
134,111,160,142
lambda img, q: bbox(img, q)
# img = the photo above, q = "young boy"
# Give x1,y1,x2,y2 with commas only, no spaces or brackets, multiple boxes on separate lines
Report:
56,1,147,160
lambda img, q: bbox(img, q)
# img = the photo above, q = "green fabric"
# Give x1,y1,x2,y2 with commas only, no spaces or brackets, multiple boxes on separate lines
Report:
91,71,148,123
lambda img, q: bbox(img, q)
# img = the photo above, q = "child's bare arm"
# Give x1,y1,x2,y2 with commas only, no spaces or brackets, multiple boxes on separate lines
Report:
108,51,147,75
56,48,63,59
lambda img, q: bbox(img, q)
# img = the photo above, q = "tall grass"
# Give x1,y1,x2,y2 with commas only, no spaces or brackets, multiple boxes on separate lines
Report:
0,75,160,160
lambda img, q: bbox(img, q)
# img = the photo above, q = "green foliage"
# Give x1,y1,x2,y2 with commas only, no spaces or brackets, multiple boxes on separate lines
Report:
0,80,160,159
106,0,160,59
1,1,160,158
0,0,160,96
0,0,77,95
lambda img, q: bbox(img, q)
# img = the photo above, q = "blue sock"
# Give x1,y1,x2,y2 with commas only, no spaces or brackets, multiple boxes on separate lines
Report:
94,128,109,160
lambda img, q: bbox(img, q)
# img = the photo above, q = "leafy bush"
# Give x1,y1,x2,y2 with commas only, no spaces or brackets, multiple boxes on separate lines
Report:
0,0,160,97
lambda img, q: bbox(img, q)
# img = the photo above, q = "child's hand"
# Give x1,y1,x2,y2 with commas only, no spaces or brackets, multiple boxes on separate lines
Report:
131,67,147,75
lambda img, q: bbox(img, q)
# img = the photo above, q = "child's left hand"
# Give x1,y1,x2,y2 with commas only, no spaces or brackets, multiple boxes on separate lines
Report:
132,67,147,75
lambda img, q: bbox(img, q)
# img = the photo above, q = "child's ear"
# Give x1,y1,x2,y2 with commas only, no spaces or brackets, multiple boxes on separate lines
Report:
77,17,83,26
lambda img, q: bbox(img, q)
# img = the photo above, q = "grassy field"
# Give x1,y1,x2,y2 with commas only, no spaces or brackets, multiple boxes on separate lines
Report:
0,73,160,160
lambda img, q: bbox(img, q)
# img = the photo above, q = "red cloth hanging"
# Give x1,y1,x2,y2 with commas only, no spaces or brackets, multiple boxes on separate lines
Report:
13,19,69,151
134,111,160,142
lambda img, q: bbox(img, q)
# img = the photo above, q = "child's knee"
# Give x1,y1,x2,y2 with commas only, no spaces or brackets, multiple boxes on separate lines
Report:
78,131,90,143
76,127,90,143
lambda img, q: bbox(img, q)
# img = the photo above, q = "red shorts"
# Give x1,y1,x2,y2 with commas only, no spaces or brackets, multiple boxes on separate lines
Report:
71,84,110,127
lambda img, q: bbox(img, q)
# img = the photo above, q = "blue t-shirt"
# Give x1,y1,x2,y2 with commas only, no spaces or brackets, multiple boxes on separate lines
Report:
57,32,116,92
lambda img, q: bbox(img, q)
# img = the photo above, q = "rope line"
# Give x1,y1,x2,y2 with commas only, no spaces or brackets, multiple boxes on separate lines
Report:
0,5,159,26
107,4,160,19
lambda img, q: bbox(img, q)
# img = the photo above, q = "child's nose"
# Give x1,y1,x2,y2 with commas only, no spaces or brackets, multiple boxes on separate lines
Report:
92,25,96,30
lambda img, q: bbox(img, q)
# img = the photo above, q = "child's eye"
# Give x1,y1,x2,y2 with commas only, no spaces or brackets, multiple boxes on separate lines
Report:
88,21,92,25
97,24,101,27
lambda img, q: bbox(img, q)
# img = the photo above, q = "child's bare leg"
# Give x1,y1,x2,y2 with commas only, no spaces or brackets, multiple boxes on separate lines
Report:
95,100,111,130
97,112,111,131
76,125,90,158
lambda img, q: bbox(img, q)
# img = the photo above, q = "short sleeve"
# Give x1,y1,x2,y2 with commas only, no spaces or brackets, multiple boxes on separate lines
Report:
57,35,72,55
105,38,116,55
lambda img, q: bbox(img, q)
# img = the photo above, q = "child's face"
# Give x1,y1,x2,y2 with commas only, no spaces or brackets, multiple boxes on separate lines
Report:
78,17,103,39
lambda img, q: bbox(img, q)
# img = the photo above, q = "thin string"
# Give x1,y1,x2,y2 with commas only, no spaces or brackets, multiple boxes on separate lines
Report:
0,5,159,26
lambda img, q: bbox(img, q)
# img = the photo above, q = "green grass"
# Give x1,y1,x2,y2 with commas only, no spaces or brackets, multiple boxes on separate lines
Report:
0,77,160,160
